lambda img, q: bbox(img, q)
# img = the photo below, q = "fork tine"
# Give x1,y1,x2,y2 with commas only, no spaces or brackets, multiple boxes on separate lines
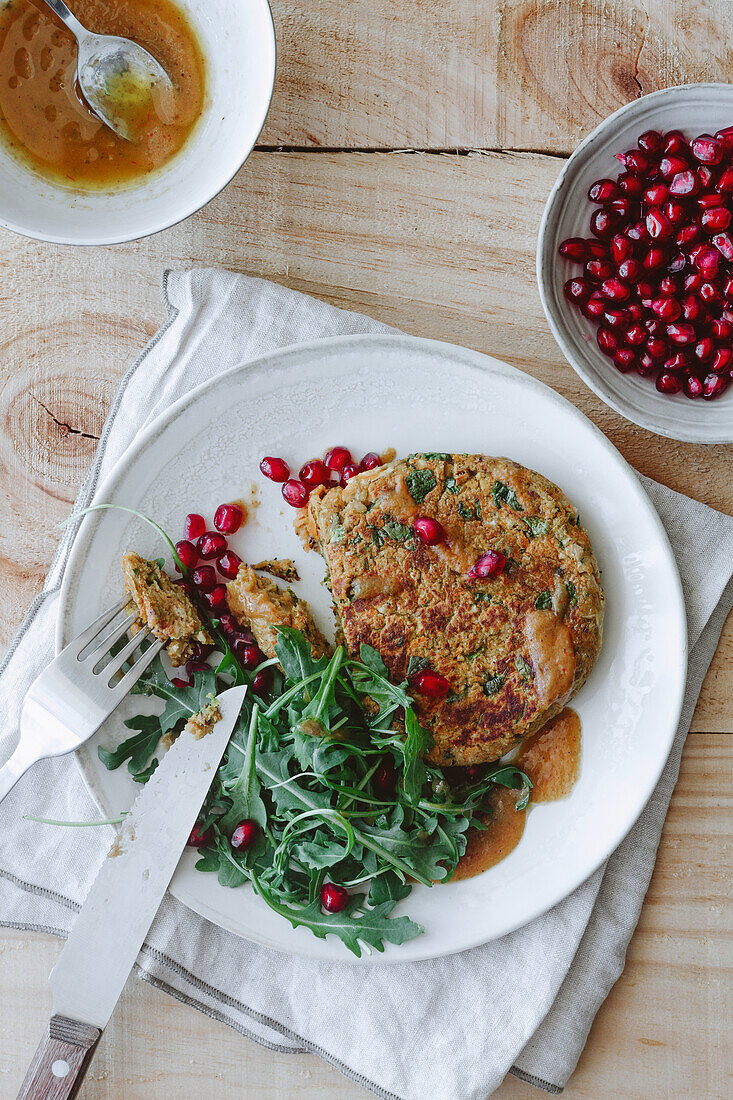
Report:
83,610,139,666
110,637,165,698
103,625,153,680
65,597,129,657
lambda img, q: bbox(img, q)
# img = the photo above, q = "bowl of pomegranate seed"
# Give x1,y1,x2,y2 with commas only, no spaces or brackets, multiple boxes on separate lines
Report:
538,83,733,443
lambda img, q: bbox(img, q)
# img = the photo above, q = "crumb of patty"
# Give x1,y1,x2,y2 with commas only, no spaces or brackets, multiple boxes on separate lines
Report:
121,552,212,667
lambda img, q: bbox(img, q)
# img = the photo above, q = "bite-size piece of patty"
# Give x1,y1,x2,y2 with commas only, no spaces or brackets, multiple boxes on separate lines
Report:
121,552,213,667
226,564,330,660
305,454,604,765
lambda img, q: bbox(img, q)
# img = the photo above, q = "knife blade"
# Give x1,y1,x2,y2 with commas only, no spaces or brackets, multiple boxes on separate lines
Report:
17,683,247,1100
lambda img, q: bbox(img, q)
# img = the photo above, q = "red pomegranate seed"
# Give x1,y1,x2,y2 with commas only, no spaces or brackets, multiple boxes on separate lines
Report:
638,129,665,154
637,353,656,377
715,124,733,152
627,303,644,322
613,348,636,373
203,585,227,613
666,323,696,345
644,183,668,206
321,882,349,913
683,375,704,399
611,234,634,262
626,219,650,243
694,246,720,278
637,279,656,300
299,459,329,488
176,579,195,598
658,275,679,296
645,317,663,336
668,169,698,196
642,246,666,271
468,550,506,579
174,540,199,571
324,446,352,471
559,237,590,261
676,224,701,247
699,281,721,304
713,232,733,261
663,200,687,226
681,295,705,323
374,758,395,796
183,513,206,540
564,277,591,304
217,550,242,580
666,252,686,274
646,338,668,362
617,258,642,281
603,308,628,329
198,532,227,560
610,197,635,219
192,564,216,592
360,452,382,470
684,272,703,292
213,503,243,535
624,323,646,347
591,208,619,238
586,258,615,281
171,676,192,689
712,348,733,374
659,155,688,179
186,659,210,678
259,456,290,482
218,611,239,634
665,352,693,373
646,209,672,239
717,166,733,193
601,277,630,301
232,638,262,668
251,667,272,696
282,479,309,508
588,178,619,202
712,319,733,340
582,293,606,319
664,131,689,156
652,297,680,321
698,165,717,187
340,463,361,486
691,134,723,165
656,372,682,395
412,669,452,699
230,819,258,851
702,207,731,232
624,149,652,175
618,172,644,197
697,191,723,209
413,516,445,545
597,328,619,356
187,823,212,848
703,372,729,399
694,337,714,362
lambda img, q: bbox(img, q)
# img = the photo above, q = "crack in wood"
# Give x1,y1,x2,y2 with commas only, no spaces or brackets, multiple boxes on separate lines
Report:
254,144,567,159
632,2,650,97
32,397,100,443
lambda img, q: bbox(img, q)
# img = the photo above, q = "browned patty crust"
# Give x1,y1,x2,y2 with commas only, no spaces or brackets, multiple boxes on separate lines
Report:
305,454,604,765
122,552,213,667
227,564,330,661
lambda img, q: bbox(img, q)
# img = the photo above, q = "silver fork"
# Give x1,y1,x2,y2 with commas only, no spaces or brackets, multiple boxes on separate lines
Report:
0,599,164,805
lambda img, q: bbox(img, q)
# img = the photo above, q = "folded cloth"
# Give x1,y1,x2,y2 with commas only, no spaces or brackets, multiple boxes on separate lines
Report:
1,270,732,1100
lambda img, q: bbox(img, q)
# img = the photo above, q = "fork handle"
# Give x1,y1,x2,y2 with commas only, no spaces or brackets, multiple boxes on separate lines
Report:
0,746,37,806
17,1015,101,1099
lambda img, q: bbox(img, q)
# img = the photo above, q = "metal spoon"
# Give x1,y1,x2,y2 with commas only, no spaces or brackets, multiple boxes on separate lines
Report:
40,0,175,142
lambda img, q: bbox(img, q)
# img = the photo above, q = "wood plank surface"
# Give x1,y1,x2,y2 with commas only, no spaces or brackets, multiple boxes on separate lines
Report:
0,150,730,726
260,1,733,152
1,734,729,1100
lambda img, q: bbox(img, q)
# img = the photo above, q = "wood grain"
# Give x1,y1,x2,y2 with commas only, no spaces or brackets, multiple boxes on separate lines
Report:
0,150,729,723
260,1,733,152
1,734,729,1099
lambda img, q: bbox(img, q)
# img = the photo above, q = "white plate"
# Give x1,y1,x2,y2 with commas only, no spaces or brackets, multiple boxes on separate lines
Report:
58,334,687,962
538,83,733,444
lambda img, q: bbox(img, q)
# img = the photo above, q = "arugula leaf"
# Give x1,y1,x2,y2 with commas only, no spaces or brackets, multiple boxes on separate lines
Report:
401,708,432,804
382,519,413,542
491,480,523,512
219,705,267,834
406,655,429,679
534,590,553,610
444,476,459,494
98,714,162,774
483,672,506,697
457,501,477,521
359,644,390,678
522,516,549,538
405,469,437,504
414,452,450,461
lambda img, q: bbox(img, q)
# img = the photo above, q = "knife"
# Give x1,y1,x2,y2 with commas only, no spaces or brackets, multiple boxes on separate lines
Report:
17,684,247,1100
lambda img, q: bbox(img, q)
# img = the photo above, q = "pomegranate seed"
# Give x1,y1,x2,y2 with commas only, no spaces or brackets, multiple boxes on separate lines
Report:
611,234,634,262
699,281,721,304
668,169,698,196
624,149,652,175
658,275,679,296
186,659,210,678
564,277,591,304
717,166,733,193
618,172,644,197
187,823,212,848
663,200,687,226
666,323,696,346
697,191,723,209
694,337,714,362
217,550,242,580
588,178,619,202
321,882,349,913
703,372,729,399
656,372,682,395
412,669,452,699
587,240,609,258
176,579,195,598
374,758,396,796
626,219,650,243
601,277,630,301
586,258,615,281
340,463,361,486
652,296,680,321
645,317,663,336
260,456,290,482
664,131,689,156
712,319,733,340
713,232,733,261
413,516,445,545
637,353,656,377
712,348,733,374
232,638,263,668
203,585,228,613
610,197,636,219
183,513,206,540
627,303,643,322
617,258,642,281
646,209,672,239
666,252,686,274
691,134,723,165
282,479,309,508
324,446,352,471
582,294,606,319
230,819,258,851
659,155,688,179
591,208,619,238
642,246,667,271
637,279,656,299
698,166,717,188
638,129,665,154
681,295,705,323
251,668,272,696
613,348,636,372
715,124,733,153
664,352,693,373
624,323,646,347
192,564,216,592
597,328,619,356
468,550,507,579
603,308,628,329
676,224,701,247
171,676,192,689
702,207,731,232
646,337,668,362
644,183,668,205
683,374,704,399
694,246,720,278
175,540,199,571
360,452,382,470
198,532,227,560
299,459,330,488
559,237,589,261
218,611,239,634
213,503,243,535
684,272,703,292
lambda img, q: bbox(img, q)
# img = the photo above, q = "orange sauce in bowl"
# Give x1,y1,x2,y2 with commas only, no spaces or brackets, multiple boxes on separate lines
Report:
0,0,205,188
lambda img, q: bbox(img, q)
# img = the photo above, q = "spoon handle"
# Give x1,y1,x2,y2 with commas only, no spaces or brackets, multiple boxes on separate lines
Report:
40,0,88,41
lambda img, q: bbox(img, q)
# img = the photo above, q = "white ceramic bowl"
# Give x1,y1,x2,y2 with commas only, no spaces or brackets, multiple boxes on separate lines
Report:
0,0,275,245
538,83,733,444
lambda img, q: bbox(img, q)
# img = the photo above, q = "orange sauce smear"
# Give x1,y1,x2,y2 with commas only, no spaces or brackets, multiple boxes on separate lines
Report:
451,708,582,881
0,0,205,188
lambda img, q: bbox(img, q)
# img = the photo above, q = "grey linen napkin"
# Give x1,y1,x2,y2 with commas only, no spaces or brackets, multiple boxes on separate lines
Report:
1,269,732,1100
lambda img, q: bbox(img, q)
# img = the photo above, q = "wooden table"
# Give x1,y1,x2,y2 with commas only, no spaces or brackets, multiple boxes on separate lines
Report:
1,2,731,1097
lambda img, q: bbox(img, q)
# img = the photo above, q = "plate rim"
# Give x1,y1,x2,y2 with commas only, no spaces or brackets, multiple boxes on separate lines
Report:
58,331,689,962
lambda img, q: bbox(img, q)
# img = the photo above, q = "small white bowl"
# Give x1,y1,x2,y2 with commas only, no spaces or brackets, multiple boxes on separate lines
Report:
538,83,733,444
0,0,275,246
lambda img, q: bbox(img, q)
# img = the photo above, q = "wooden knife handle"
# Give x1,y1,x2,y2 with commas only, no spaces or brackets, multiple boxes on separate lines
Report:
17,1015,101,1099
